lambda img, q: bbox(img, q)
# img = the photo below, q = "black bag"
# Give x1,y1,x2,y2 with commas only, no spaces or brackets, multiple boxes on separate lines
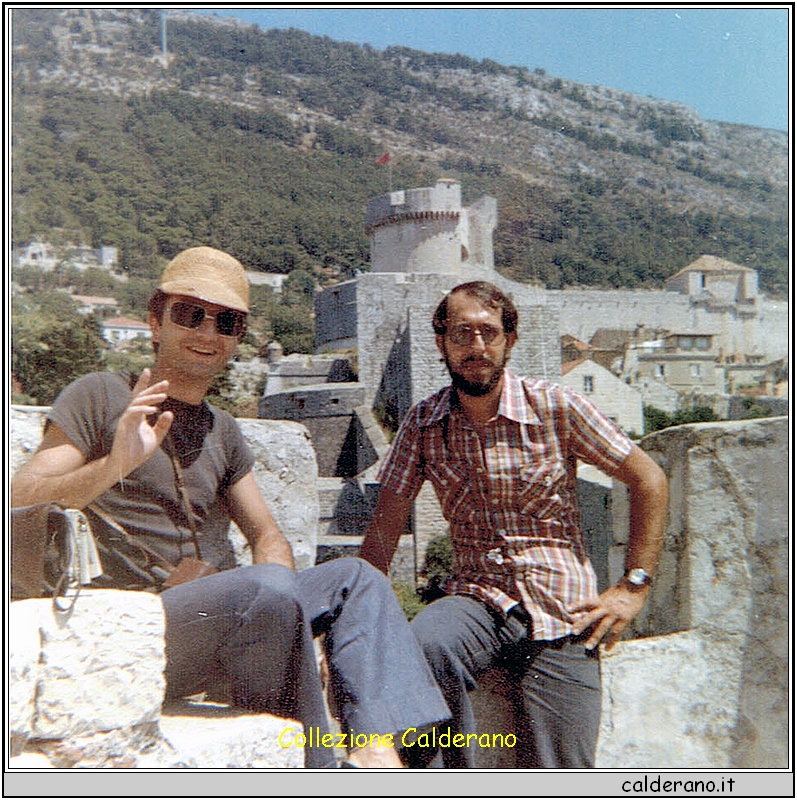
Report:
11,503,72,600
82,504,176,590
85,504,218,591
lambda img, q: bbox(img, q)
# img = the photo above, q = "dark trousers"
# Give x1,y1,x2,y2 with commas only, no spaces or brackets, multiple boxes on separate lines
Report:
161,558,450,768
407,594,601,769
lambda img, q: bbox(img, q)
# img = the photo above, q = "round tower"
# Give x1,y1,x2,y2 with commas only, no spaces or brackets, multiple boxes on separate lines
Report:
365,179,495,275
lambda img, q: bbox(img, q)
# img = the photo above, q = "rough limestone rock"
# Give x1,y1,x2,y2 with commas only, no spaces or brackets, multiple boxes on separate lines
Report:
8,406,49,477
597,631,742,768
8,601,44,747
10,592,165,742
9,595,305,769
639,417,789,769
154,700,304,769
236,418,319,570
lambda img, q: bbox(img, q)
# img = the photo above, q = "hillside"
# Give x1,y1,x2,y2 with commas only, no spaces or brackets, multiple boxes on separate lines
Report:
10,8,789,297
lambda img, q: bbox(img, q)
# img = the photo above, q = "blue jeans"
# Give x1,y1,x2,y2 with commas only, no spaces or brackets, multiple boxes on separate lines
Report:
161,558,450,768
407,594,601,769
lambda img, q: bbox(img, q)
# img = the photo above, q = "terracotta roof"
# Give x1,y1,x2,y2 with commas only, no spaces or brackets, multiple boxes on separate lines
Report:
589,329,635,349
561,334,592,351
560,357,588,375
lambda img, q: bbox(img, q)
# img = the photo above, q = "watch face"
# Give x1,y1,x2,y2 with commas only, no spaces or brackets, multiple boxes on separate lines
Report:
627,568,650,585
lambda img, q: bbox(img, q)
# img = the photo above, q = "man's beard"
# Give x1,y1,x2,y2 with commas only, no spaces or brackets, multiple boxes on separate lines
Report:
446,353,507,397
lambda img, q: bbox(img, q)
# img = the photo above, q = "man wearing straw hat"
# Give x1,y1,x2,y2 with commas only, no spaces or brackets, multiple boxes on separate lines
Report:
11,246,450,769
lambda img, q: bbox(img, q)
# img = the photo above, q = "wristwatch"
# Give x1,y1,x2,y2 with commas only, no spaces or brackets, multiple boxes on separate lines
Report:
623,567,652,587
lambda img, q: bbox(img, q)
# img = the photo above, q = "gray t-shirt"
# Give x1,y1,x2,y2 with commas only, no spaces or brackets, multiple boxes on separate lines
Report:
48,372,254,577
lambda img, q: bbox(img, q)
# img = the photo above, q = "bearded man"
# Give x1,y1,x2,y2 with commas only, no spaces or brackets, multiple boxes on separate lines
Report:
360,281,668,769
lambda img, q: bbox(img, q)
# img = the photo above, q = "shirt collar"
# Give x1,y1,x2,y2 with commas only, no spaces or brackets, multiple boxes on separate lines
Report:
420,369,541,427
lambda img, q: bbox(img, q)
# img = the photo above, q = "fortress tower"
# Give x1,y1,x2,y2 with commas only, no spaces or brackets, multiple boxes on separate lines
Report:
365,178,497,276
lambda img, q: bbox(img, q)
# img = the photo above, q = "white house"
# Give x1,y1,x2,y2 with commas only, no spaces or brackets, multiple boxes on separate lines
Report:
101,317,152,345
72,295,120,318
560,357,644,437
14,241,58,271
246,271,287,293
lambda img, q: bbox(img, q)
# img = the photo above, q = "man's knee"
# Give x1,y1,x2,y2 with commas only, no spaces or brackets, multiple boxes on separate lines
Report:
411,599,461,666
310,555,393,596
231,564,303,626
326,555,387,581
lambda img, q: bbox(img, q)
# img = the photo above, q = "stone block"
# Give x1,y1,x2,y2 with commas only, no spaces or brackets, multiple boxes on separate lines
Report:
8,406,49,476
155,700,304,769
9,600,44,748
35,591,166,739
236,418,319,570
597,631,743,769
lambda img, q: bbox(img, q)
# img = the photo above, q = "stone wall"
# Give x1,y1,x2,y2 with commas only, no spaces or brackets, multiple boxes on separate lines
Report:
595,416,789,768
258,384,366,477
317,279,788,374
551,289,787,362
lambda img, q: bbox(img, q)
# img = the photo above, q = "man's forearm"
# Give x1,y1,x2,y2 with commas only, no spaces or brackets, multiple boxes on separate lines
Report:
359,524,399,574
251,534,295,570
11,453,125,511
625,495,666,577
621,451,668,578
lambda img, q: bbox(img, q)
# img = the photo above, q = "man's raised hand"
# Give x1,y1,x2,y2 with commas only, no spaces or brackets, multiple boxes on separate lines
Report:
107,368,173,480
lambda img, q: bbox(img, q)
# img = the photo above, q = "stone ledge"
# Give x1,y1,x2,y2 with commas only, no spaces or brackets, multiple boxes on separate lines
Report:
156,699,304,769
9,593,304,769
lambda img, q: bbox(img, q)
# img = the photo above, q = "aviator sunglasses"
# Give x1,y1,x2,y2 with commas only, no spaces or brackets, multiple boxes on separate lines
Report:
169,300,247,339
446,324,504,347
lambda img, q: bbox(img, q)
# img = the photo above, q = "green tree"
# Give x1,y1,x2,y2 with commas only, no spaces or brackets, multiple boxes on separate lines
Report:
270,303,314,354
644,404,720,434
12,315,105,405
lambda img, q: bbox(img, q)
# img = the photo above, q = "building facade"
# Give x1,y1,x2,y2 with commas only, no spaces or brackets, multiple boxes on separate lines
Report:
560,358,644,436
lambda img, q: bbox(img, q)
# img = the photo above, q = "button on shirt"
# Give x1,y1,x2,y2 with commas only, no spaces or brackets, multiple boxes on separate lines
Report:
376,370,633,641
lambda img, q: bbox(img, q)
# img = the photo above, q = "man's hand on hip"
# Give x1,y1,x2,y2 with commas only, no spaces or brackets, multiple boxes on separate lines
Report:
567,583,650,651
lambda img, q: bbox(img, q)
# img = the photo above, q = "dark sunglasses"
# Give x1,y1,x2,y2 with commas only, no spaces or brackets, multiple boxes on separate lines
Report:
169,301,247,339
446,324,504,347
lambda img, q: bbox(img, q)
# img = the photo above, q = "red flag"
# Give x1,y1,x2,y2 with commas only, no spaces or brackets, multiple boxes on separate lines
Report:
376,152,391,165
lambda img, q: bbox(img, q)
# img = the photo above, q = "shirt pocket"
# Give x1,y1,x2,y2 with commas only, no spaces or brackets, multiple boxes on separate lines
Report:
426,459,475,522
516,459,568,520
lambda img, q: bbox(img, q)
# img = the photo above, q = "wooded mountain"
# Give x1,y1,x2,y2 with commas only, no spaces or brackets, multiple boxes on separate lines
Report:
10,8,789,297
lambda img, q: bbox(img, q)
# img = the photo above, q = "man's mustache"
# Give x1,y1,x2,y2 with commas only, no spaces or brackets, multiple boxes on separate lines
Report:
461,356,497,367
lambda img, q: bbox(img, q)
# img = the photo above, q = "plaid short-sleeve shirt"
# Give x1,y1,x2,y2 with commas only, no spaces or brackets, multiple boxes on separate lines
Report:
377,370,634,640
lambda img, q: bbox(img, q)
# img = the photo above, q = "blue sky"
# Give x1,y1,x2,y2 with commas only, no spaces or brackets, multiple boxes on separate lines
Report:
189,5,789,132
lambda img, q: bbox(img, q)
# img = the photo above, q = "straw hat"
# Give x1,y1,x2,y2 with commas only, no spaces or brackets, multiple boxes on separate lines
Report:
159,247,250,312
